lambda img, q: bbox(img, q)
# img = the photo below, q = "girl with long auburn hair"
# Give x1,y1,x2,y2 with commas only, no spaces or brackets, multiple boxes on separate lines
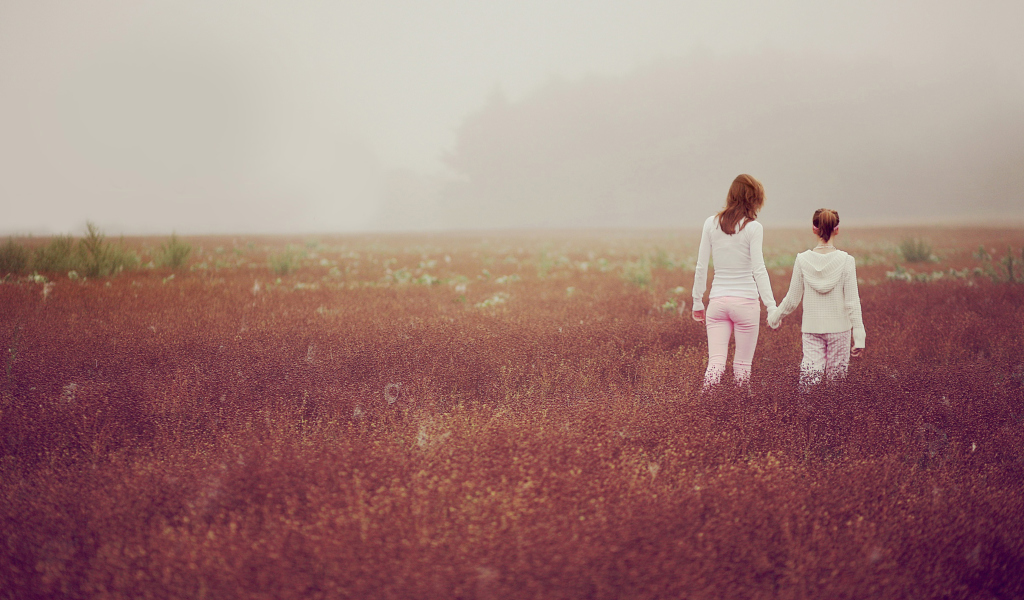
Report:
768,209,865,389
692,174,777,389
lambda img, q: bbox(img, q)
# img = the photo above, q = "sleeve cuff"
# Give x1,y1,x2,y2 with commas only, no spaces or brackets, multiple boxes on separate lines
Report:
852,327,866,349
692,298,704,312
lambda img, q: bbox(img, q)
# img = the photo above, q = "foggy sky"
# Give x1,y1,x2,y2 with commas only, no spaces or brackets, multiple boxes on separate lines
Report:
1,0,1022,235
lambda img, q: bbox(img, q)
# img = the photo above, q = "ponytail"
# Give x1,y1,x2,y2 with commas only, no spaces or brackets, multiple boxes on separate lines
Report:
812,209,840,242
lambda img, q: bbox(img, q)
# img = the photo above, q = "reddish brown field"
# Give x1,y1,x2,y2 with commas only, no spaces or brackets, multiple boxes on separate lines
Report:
2,227,1023,599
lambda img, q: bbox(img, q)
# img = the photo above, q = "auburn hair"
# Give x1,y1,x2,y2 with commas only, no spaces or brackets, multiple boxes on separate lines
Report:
812,208,840,242
716,174,765,235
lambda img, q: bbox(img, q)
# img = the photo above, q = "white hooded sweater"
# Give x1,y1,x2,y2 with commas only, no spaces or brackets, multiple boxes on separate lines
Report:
767,249,866,348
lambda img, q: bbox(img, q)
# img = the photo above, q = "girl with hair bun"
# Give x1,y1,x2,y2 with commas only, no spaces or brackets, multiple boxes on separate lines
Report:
768,208,865,388
692,174,777,389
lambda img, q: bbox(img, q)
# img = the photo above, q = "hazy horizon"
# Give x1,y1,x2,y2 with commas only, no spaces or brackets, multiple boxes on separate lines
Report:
2,0,1023,235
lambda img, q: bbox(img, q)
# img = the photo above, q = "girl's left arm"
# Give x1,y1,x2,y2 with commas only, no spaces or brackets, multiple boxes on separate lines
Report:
845,256,866,348
750,223,777,311
692,218,713,312
768,255,803,329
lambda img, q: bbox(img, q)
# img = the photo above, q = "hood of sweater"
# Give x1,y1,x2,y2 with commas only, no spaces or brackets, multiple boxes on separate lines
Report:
798,250,850,294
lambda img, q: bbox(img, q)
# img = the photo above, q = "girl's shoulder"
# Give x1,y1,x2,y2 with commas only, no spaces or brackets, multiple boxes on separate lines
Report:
831,249,855,262
797,248,852,260
731,218,761,239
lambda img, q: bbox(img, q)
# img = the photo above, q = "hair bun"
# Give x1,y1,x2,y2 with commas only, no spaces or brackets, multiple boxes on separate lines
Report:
812,208,840,242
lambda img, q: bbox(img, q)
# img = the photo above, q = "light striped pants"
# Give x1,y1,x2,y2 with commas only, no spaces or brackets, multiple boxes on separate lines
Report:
800,330,851,390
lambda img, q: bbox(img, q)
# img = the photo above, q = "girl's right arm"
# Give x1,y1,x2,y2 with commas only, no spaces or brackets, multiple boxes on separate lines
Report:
767,255,804,329
692,217,713,312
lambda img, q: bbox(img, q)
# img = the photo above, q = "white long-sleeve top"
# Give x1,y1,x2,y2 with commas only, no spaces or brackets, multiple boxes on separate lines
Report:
691,215,776,312
767,249,866,348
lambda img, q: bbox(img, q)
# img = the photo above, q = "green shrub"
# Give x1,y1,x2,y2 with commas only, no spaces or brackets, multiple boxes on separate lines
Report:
621,258,652,288
651,248,680,270
109,243,140,274
1002,248,1021,283
269,250,297,276
0,238,30,275
33,235,77,273
76,222,139,277
898,238,935,263
156,234,192,269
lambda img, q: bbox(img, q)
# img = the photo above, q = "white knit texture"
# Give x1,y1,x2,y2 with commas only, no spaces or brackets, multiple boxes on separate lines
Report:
768,250,866,348
691,216,776,312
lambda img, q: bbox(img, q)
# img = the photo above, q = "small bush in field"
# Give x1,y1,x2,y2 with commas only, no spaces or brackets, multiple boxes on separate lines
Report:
0,238,30,275
156,234,192,269
76,222,139,277
1001,248,1022,283
652,247,679,269
33,235,77,273
899,238,936,263
269,250,297,275
622,257,652,288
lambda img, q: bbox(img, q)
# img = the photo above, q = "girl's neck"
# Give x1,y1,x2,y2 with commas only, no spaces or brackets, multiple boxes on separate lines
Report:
813,238,836,253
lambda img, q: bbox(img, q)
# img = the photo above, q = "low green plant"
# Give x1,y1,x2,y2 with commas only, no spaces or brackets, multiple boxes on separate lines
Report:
156,234,192,269
269,250,297,275
651,248,679,270
387,267,413,284
621,258,652,288
536,251,555,278
1001,248,1021,283
77,222,107,276
971,245,1022,283
475,292,509,308
765,253,797,269
898,238,935,263
886,265,913,282
33,235,76,272
0,238,30,275
76,222,139,277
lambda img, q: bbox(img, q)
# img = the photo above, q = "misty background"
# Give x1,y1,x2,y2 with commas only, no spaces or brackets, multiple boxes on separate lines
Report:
1,0,1022,235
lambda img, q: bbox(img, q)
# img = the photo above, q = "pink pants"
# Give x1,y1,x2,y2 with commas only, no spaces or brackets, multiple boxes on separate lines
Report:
800,331,851,389
703,296,760,388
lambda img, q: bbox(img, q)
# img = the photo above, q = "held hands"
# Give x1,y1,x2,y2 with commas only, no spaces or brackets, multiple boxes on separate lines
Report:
760,305,864,356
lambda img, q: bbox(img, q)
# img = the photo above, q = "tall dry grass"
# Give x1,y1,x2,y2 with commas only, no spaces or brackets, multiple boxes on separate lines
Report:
0,230,1022,599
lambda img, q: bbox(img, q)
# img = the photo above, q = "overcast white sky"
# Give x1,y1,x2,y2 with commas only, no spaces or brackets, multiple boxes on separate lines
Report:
1,0,1022,234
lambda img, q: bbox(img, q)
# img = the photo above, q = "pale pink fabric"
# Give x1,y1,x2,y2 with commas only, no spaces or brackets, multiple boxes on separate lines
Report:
800,330,852,389
703,296,761,388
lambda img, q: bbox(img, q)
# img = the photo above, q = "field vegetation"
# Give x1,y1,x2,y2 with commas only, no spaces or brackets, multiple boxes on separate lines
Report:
1,226,1023,598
